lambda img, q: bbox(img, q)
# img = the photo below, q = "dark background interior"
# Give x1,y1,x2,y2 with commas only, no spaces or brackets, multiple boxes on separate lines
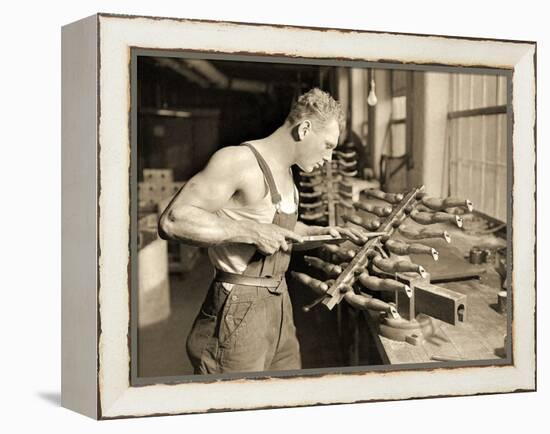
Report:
136,55,380,377
138,56,338,181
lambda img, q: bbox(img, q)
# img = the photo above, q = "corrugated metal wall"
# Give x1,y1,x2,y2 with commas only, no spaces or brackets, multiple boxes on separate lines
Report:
448,74,508,221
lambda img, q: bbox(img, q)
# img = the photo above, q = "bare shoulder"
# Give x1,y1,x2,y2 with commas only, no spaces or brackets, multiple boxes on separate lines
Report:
203,146,261,183
205,146,256,174
166,146,261,213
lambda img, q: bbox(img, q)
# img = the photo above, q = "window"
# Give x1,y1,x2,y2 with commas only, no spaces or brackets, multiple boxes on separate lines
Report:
447,73,508,221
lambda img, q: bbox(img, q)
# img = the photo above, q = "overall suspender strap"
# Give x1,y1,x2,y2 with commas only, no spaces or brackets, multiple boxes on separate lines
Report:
242,143,282,205
213,143,297,291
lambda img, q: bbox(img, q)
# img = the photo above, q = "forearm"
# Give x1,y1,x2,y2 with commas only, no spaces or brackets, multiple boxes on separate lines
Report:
159,205,257,247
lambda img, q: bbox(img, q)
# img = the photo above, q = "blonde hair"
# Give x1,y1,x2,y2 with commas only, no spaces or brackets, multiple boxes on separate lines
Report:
286,88,345,133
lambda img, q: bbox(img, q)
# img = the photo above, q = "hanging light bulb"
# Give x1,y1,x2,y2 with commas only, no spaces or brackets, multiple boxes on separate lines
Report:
367,76,378,106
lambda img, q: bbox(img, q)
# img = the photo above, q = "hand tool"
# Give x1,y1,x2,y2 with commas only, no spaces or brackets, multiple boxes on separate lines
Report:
409,210,463,228
353,202,393,217
384,239,439,260
291,234,345,250
304,255,343,277
342,214,382,231
419,195,474,212
365,189,404,204
398,225,452,243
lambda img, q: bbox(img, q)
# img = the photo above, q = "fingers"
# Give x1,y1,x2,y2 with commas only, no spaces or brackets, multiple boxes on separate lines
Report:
342,229,362,243
302,224,371,244
259,239,287,255
253,224,303,254
260,226,301,254
306,225,364,242
348,226,368,242
280,238,290,252
280,228,304,243
328,227,340,238
337,225,367,244
271,232,290,253
310,226,339,238
258,245,277,255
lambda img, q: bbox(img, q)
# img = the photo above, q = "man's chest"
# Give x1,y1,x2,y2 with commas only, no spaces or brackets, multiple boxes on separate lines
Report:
233,167,296,208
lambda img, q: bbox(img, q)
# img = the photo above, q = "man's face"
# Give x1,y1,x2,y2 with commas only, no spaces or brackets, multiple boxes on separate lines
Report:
295,118,340,173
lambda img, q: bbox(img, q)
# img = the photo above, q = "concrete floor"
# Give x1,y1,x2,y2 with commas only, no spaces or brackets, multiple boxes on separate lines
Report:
137,249,215,377
137,249,364,378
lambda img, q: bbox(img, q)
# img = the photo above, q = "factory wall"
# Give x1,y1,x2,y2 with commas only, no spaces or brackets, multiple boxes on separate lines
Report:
408,72,450,198
371,69,393,180
350,68,368,144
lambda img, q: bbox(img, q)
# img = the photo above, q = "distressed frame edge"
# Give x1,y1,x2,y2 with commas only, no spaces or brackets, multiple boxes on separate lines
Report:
94,11,537,46
95,14,537,419
61,13,100,420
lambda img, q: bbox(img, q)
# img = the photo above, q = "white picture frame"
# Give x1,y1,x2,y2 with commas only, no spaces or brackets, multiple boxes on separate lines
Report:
61,13,536,419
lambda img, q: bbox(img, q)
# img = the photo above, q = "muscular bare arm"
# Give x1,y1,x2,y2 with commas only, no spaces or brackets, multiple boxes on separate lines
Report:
158,147,303,254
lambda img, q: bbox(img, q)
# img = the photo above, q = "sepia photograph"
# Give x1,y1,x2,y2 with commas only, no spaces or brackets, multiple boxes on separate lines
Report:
60,13,535,419
132,53,511,381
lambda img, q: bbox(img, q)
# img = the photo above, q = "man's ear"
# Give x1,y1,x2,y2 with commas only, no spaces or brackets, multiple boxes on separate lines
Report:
297,120,312,140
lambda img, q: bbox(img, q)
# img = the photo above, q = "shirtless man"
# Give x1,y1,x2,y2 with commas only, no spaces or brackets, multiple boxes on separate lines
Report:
159,88,364,374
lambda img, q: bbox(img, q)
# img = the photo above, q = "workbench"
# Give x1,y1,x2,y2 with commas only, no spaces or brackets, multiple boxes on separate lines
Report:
364,275,507,364
356,221,508,365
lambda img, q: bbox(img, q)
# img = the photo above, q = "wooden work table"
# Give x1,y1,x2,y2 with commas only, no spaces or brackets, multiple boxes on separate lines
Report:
364,272,507,364
355,219,508,365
